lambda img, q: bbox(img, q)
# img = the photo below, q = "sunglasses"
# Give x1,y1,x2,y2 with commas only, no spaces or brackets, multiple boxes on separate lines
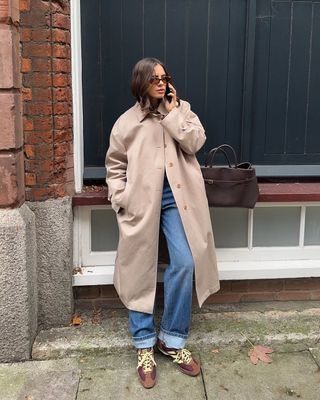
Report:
149,75,171,85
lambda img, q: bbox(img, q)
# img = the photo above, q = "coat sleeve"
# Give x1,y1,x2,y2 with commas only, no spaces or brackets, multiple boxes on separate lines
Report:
160,100,206,155
105,121,127,213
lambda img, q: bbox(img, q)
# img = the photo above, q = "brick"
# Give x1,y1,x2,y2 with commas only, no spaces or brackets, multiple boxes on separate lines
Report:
23,72,51,87
100,286,119,298
0,92,23,150
240,292,275,302
54,143,69,158
21,57,31,72
52,28,70,44
52,58,70,72
33,87,52,101
53,101,70,114
20,27,31,42
54,114,71,129
206,293,242,304
65,167,74,182
23,117,33,131
0,25,21,88
25,172,36,185
219,281,232,293
54,128,72,142
25,130,53,145
36,171,54,184
52,43,70,58
283,278,320,291
31,27,51,42
51,13,70,29
75,286,101,299
24,144,35,158
22,42,51,57
24,102,52,116
247,279,284,292
275,291,311,301
20,9,50,27
19,0,30,12
25,186,53,201
53,87,71,101
32,58,51,72
310,290,320,300
25,159,53,173
52,73,68,87
231,280,249,292
22,87,32,101
0,151,25,207
33,116,53,130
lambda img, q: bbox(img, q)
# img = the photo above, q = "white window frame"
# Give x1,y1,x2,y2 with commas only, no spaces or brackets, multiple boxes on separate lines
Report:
73,202,320,286
71,0,84,193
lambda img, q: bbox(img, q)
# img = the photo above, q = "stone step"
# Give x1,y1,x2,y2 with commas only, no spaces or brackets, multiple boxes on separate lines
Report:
32,302,320,360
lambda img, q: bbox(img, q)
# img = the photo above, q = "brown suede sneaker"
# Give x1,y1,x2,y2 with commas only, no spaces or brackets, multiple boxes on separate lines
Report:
156,339,200,376
136,347,157,389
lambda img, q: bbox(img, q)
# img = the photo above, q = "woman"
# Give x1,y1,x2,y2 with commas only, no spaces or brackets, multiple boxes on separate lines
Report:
105,57,220,389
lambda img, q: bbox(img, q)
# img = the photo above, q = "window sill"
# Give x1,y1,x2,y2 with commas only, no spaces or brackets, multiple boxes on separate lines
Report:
72,182,320,207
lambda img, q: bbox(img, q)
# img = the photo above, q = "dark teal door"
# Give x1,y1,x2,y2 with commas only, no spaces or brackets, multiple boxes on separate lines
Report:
81,0,320,179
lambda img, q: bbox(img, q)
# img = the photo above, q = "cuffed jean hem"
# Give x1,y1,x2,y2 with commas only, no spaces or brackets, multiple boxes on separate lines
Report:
158,329,187,349
132,333,157,349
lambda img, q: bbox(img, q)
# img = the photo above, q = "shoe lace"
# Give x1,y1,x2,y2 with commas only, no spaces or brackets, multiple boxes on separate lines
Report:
172,348,192,365
137,349,156,373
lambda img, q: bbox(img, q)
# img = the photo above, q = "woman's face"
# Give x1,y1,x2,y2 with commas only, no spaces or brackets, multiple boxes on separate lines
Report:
146,64,167,102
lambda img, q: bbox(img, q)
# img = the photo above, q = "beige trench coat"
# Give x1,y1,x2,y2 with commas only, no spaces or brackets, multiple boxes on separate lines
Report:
105,99,220,314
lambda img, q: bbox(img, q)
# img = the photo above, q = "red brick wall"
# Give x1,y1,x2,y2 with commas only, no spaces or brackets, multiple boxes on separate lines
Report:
20,0,74,201
73,278,320,308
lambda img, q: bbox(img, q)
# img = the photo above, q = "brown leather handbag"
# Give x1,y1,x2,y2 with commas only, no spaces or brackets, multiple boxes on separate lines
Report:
201,144,260,208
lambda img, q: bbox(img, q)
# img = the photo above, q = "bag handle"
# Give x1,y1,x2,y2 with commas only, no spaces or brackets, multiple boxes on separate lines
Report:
205,144,238,168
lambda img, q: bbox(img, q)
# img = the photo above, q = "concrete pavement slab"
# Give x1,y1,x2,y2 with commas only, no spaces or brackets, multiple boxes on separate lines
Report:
309,347,320,368
200,346,320,400
0,359,80,400
77,353,206,400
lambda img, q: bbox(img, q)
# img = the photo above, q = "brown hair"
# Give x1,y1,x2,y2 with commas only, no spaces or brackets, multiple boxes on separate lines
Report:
130,57,180,110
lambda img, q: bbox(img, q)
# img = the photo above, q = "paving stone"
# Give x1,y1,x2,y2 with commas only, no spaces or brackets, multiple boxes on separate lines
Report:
77,353,206,400
0,359,81,400
201,346,320,400
309,347,320,368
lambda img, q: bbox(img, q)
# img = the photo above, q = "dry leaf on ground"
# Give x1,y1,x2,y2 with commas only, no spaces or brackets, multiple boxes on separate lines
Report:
211,348,220,354
70,314,82,326
248,345,273,365
72,267,83,275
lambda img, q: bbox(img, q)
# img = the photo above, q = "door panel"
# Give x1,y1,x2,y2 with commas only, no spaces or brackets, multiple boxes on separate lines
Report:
80,0,320,179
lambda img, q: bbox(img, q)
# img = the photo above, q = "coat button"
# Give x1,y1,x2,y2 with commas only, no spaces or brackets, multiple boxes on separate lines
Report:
184,205,187,210
168,162,173,167
176,183,181,188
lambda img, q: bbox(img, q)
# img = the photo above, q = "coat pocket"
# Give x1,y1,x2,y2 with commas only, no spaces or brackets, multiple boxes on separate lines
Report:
112,184,130,213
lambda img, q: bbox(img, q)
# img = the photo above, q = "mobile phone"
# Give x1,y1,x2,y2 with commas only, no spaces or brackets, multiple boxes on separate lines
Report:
165,84,172,103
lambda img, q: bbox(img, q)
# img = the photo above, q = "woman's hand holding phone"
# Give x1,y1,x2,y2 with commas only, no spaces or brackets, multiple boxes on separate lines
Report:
165,83,177,112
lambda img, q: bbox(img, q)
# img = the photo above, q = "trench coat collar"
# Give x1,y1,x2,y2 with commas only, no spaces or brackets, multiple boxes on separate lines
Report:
134,99,168,122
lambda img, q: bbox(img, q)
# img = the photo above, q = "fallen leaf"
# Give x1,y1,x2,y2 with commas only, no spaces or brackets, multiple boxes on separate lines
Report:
72,267,83,275
211,348,220,354
248,345,273,365
70,314,82,326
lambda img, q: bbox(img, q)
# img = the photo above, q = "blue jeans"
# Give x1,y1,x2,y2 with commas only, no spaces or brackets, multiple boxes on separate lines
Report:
128,173,195,349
